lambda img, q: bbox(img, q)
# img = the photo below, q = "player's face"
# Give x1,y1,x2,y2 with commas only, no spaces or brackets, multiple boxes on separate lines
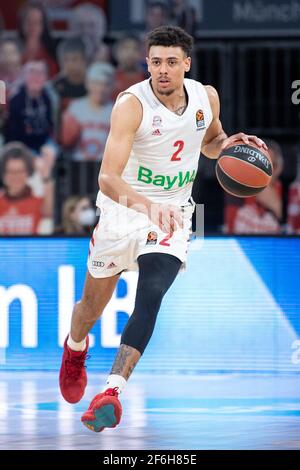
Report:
146,46,191,96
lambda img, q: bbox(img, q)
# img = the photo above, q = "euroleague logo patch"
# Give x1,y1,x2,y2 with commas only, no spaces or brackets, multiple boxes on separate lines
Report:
146,231,158,245
196,109,205,129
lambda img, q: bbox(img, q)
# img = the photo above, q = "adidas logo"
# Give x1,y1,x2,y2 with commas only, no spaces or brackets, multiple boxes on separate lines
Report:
107,262,117,269
152,129,162,136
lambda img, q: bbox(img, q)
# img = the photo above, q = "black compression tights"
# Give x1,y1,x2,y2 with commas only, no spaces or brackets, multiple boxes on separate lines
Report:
120,253,182,355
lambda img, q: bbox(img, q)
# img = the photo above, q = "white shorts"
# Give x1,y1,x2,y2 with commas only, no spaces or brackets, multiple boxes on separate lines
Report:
87,199,195,278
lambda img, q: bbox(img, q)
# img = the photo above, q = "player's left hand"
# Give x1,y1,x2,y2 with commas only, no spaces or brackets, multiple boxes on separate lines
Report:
220,133,268,151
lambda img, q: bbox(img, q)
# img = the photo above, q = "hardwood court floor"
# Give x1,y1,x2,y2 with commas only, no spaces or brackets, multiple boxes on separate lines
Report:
0,372,300,450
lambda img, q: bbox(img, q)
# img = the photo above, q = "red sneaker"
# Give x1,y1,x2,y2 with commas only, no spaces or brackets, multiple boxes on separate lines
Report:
81,387,122,432
59,336,89,403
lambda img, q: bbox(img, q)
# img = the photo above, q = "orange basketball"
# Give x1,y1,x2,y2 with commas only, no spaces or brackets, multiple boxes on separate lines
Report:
216,140,273,197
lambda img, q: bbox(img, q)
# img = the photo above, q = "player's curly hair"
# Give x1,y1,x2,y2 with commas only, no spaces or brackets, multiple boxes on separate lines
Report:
146,26,194,57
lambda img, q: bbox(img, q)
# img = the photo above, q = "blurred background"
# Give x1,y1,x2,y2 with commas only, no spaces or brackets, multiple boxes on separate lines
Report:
0,0,299,372
0,0,299,236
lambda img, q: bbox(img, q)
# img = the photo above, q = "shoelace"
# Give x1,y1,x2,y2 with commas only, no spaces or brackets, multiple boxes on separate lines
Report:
65,353,90,380
89,387,119,409
104,387,119,397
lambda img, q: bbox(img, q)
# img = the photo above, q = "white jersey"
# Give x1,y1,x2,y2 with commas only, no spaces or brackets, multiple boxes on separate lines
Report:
96,77,212,210
89,79,212,277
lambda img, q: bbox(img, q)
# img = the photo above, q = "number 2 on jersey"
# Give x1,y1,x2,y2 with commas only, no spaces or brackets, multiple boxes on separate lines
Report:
171,140,184,161
159,232,173,246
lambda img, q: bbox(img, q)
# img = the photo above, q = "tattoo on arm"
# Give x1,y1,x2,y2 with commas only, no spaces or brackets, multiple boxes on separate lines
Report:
110,344,141,380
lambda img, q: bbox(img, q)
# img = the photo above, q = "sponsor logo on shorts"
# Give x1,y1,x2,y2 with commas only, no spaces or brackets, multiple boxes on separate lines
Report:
146,231,157,245
196,109,205,129
92,261,105,268
152,115,162,127
137,165,196,190
107,262,117,269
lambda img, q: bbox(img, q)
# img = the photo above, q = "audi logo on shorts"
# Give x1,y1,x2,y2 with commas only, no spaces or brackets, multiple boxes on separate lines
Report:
247,156,256,163
92,261,105,268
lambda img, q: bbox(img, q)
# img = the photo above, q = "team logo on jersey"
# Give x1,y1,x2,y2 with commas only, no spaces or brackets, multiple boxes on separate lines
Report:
196,109,205,129
146,231,158,245
152,115,162,127
152,129,162,136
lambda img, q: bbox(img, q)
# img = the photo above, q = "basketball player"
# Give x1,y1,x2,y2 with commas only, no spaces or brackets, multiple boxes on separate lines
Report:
59,26,267,432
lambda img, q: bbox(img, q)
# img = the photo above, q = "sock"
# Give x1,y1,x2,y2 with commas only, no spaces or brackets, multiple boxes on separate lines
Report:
102,374,127,394
67,334,87,352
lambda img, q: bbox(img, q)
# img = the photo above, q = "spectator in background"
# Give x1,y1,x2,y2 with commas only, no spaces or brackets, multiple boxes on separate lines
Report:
287,165,300,233
5,61,55,155
61,62,114,161
0,142,53,234
52,37,87,115
0,9,3,25
56,195,95,235
18,0,58,78
170,0,197,36
139,2,169,70
0,38,22,142
69,3,109,64
224,139,284,234
112,34,147,100
0,10,4,36
145,1,169,32
0,38,23,97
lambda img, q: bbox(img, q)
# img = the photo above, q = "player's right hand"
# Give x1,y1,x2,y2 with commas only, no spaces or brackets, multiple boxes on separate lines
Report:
149,203,184,234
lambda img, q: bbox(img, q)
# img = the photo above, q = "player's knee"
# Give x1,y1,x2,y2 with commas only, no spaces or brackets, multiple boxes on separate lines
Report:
139,278,167,307
130,280,165,335
151,278,167,297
